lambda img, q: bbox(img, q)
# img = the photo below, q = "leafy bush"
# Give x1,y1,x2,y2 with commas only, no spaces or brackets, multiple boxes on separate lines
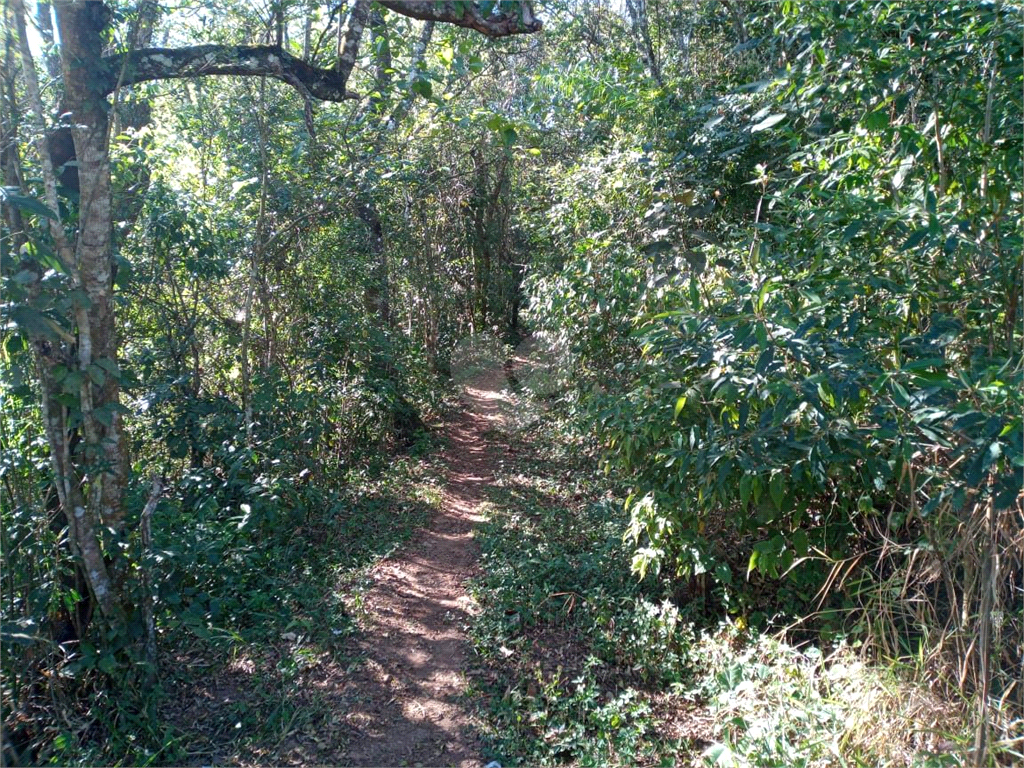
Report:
524,2,1023,726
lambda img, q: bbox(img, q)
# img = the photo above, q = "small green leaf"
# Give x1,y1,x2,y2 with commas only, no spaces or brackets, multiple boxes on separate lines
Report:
893,155,914,189
12,269,37,285
674,395,687,419
410,78,433,99
715,563,733,585
703,742,736,766
643,240,674,258
93,357,121,377
755,277,778,312
3,334,26,356
689,277,700,309
739,473,752,507
98,653,117,675
769,471,785,510
861,108,889,131
901,228,929,251
791,529,808,556
87,363,106,386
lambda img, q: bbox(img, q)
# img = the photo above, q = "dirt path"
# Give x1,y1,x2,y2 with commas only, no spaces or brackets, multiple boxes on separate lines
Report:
339,368,509,767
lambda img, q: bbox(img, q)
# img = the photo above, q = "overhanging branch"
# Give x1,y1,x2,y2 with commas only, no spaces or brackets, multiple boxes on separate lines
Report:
377,1,541,37
100,45,359,101
96,2,541,102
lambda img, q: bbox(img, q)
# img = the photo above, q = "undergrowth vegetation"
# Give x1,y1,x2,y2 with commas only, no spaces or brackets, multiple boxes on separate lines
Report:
2,421,444,765
469,407,983,767
519,2,1022,761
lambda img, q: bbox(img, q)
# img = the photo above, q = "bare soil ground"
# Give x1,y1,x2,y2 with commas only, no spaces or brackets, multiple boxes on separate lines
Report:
336,368,509,767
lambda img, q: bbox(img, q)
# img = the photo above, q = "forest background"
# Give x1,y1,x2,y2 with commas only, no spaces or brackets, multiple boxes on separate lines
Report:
1,0,1021,766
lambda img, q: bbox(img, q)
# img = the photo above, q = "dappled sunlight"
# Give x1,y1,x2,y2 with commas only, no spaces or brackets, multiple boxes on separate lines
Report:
334,366,512,766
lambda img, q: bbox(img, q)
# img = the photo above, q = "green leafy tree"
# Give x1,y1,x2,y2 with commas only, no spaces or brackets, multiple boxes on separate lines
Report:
2,0,540,655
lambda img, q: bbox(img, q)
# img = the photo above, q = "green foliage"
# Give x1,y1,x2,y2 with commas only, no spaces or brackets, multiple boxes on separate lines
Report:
469,411,981,768
693,628,972,768
4,0,1021,763
521,0,1022,745
470,420,694,766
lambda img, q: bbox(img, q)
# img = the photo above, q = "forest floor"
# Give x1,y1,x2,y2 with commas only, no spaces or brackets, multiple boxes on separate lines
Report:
336,367,508,767
160,368,510,767
156,356,723,767
27,361,974,767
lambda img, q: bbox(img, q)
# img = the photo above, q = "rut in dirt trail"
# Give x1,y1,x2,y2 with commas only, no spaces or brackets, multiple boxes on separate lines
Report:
338,368,509,767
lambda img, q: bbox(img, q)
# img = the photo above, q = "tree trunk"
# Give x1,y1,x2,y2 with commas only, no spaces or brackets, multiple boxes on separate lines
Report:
56,1,129,531
625,0,662,86
357,201,391,327
11,0,123,626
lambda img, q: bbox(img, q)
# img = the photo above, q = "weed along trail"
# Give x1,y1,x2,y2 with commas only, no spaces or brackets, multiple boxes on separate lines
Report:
338,367,509,767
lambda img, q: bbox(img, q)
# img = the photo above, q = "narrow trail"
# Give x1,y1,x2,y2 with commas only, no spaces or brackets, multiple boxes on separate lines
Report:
339,368,509,767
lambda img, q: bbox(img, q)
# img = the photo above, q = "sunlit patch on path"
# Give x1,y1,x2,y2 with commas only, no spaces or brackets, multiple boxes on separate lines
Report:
338,367,509,767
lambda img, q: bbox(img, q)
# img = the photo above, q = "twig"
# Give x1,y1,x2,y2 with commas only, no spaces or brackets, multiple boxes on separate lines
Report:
140,474,163,681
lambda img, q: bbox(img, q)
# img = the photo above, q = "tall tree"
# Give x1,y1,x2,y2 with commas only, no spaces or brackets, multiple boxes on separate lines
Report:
7,0,540,642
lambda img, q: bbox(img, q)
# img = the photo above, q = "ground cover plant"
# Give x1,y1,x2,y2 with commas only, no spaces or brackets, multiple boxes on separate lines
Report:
468,404,993,768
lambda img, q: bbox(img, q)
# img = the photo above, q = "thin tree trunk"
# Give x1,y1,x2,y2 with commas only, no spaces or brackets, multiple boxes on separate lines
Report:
385,19,434,129
241,76,271,444
140,475,162,680
719,0,748,45
338,0,370,80
302,0,313,60
12,0,121,624
625,0,662,85
368,9,391,115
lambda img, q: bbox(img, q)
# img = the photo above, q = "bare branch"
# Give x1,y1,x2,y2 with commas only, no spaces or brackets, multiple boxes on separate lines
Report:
92,3,541,104
338,0,370,81
100,45,359,101
377,1,541,37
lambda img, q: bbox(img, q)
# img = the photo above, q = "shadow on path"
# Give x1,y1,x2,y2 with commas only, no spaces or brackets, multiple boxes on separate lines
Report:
338,369,509,767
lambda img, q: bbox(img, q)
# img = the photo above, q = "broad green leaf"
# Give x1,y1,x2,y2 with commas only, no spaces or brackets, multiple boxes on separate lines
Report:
893,155,914,189
703,743,736,766
747,548,760,576
12,269,37,285
901,228,929,251
643,240,674,257
410,78,433,99
861,109,889,131
755,277,779,312
750,113,787,132
739,473,752,507
0,187,58,219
